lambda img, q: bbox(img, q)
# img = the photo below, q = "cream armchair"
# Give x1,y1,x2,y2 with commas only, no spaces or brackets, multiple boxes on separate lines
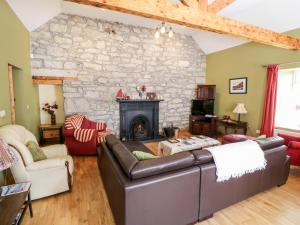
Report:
0,125,74,200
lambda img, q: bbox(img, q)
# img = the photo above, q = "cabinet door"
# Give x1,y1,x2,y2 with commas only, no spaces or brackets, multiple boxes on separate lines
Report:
207,86,216,99
191,123,201,134
197,85,216,100
202,123,210,136
197,86,208,100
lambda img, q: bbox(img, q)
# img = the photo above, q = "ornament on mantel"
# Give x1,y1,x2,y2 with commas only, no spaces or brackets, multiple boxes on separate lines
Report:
116,89,127,100
136,84,147,99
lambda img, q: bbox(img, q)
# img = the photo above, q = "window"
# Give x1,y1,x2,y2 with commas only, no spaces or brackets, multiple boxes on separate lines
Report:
275,68,300,131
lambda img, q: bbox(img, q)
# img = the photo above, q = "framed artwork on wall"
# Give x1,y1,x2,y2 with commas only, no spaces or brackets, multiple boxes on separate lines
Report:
229,77,247,94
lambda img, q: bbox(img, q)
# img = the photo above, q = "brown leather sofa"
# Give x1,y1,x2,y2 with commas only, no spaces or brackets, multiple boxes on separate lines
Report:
98,135,290,225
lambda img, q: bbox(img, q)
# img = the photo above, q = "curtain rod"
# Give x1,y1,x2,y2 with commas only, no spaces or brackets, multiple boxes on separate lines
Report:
262,60,300,68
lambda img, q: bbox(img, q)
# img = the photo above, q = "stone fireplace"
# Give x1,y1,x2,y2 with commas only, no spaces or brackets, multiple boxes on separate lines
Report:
119,100,162,141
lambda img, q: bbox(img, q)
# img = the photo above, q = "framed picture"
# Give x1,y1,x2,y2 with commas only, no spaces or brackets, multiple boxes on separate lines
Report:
229,77,247,94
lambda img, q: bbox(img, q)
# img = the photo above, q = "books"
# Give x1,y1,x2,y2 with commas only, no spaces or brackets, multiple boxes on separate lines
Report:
0,182,31,197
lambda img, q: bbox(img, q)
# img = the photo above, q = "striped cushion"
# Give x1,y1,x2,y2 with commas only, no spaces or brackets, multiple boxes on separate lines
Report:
65,114,110,143
96,122,106,131
65,115,85,129
74,129,95,142
97,129,113,143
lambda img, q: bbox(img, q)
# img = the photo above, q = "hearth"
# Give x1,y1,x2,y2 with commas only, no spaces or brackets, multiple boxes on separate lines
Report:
118,100,163,141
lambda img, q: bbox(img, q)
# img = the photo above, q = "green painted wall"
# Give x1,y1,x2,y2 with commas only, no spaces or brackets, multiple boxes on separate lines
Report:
206,29,300,136
0,0,40,137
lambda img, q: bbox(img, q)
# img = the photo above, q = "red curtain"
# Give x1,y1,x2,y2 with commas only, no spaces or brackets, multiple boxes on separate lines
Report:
260,64,279,137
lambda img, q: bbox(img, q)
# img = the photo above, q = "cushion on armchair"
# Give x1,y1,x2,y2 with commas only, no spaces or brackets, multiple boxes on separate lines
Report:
26,141,47,162
278,133,300,146
289,141,300,149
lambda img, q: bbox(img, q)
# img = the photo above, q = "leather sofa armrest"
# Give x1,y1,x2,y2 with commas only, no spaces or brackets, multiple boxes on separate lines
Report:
191,150,213,165
130,152,195,179
289,141,300,149
255,136,285,150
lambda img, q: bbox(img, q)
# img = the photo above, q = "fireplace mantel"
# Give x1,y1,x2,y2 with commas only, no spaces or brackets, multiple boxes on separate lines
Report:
118,99,163,141
117,99,164,103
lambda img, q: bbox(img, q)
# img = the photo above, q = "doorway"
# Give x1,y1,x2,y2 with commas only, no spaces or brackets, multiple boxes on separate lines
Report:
8,64,23,125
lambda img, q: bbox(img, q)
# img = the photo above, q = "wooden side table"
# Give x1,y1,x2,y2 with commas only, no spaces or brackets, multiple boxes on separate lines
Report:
40,123,64,145
218,119,248,135
0,183,33,225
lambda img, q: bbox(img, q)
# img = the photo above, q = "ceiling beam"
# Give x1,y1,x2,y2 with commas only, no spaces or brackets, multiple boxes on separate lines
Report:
181,0,207,11
208,0,235,14
65,0,300,50
198,0,208,11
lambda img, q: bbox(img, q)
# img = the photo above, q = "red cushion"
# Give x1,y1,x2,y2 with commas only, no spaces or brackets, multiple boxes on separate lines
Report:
288,148,300,166
289,141,300,149
278,133,300,146
223,134,255,143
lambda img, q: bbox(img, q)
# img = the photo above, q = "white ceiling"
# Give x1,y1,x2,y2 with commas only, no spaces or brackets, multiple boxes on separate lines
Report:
6,0,300,54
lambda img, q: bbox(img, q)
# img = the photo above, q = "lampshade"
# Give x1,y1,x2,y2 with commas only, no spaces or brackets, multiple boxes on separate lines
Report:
233,103,247,114
0,138,18,171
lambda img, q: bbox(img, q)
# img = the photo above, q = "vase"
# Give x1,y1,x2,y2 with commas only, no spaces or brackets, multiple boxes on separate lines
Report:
51,114,56,125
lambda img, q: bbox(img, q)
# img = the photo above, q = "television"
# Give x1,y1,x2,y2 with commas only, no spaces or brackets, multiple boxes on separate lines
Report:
191,100,214,116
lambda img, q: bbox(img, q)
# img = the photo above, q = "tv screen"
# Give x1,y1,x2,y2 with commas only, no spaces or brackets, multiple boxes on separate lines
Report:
191,100,214,116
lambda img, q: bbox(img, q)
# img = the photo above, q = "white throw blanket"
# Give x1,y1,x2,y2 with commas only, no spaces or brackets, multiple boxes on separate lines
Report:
206,140,267,182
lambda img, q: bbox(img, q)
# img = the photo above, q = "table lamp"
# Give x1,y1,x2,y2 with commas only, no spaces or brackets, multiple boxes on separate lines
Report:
0,138,18,185
233,103,247,122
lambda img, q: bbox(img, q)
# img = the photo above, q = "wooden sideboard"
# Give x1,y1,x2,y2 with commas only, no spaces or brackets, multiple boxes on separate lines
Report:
39,124,64,145
189,115,218,137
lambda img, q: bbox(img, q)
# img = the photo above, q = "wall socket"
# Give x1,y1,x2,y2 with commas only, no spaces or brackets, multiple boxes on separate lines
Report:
256,130,261,134
0,110,6,118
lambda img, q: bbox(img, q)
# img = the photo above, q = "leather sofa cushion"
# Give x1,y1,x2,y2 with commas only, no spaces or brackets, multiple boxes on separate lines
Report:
111,142,139,177
191,150,213,165
123,141,152,153
106,134,121,150
255,136,284,150
131,152,195,179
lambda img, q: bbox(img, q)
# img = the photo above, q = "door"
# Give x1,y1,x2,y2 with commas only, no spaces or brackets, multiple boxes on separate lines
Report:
8,65,16,124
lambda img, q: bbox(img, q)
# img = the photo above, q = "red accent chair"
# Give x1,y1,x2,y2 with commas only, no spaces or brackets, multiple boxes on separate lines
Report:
64,117,107,155
278,133,300,166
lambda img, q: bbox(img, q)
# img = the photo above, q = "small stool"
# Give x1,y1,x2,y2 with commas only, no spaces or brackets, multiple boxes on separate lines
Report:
222,134,255,144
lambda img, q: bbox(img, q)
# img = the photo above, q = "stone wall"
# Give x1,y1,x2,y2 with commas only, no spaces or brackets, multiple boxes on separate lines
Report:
30,14,206,135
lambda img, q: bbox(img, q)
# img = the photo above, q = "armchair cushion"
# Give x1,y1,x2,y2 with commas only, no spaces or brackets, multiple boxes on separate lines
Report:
26,141,47,162
26,155,74,173
278,133,300,146
289,141,300,150
41,144,68,158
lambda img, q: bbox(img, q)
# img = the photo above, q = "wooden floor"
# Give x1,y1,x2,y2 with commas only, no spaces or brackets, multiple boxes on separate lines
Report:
23,151,300,225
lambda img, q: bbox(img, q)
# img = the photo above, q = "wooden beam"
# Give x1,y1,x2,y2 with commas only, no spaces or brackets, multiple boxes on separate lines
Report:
208,0,235,14
65,0,300,50
180,0,199,9
198,0,208,11
32,76,77,85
